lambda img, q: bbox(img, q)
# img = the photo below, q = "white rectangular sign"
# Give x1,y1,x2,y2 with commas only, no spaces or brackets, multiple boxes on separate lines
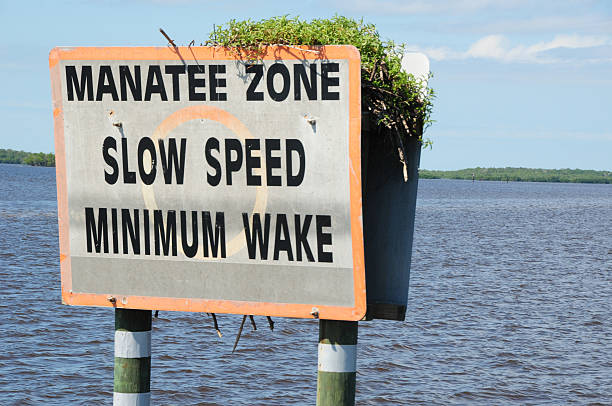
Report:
50,46,365,320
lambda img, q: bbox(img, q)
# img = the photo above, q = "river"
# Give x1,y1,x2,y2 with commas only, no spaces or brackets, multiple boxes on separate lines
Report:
0,163,610,405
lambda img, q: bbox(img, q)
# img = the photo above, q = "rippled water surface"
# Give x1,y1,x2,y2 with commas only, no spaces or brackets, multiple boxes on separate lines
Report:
1,163,610,405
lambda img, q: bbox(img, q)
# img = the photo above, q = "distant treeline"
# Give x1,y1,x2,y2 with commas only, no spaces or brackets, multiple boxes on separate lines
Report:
420,167,611,184
0,149,55,167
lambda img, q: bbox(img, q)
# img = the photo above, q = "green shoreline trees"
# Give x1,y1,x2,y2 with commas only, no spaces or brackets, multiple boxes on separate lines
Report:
0,149,55,167
1,149,610,184
420,167,611,184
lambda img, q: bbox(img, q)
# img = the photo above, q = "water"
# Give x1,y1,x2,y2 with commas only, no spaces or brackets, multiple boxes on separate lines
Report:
1,163,610,405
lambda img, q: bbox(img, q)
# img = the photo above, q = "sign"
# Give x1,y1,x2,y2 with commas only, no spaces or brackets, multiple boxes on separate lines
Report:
50,46,365,320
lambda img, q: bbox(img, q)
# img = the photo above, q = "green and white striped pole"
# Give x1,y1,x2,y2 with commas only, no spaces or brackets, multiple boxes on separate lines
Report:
316,320,358,406
114,309,152,405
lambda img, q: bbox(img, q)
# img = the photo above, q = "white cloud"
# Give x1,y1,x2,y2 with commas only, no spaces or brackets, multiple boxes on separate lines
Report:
526,35,609,54
414,34,612,63
466,35,508,59
477,15,612,35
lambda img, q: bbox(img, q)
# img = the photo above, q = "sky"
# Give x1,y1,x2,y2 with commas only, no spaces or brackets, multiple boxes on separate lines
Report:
0,0,610,170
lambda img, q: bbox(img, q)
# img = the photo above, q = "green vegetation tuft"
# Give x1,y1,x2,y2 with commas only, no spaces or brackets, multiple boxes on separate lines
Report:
205,16,435,155
420,167,612,184
0,149,55,167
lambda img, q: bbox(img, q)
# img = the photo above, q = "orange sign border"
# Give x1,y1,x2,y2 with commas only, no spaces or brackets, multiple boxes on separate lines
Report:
49,45,365,321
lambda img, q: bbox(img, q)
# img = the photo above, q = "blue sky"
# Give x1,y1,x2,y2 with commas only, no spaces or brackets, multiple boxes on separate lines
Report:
1,0,610,170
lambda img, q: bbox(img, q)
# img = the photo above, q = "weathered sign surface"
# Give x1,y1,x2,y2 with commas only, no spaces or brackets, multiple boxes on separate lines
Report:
50,46,364,320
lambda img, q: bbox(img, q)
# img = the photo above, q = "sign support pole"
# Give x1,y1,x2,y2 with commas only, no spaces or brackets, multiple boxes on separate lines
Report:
114,309,152,405
316,320,358,406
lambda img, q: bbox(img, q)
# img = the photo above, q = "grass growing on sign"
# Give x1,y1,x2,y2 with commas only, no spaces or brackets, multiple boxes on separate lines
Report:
204,16,435,156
